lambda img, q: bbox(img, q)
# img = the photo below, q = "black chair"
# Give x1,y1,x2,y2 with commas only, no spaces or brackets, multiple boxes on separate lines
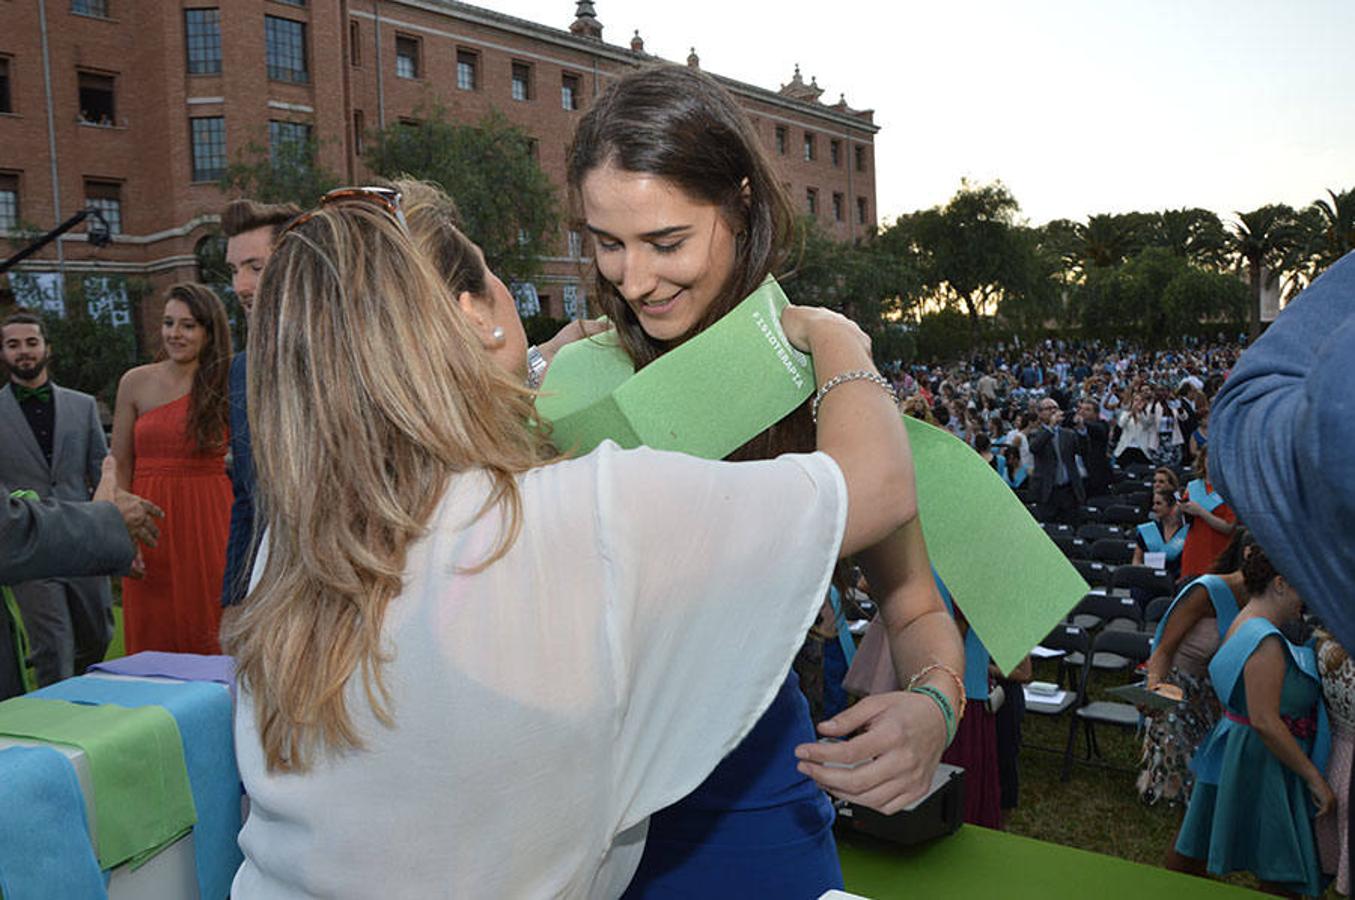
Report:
1123,463,1155,480
1066,592,1142,632
1100,504,1142,526
1078,523,1126,543
1111,479,1151,496
1072,560,1112,587
1091,539,1137,565
1085,493,1118,512
1052,535,1089,560
1111,565,1175,599
1042,522,1075,539
1068,630,1154,778
1144,595,1174,632
1122,491,1152,511
1026,501,1042,519
1028,624,1091,726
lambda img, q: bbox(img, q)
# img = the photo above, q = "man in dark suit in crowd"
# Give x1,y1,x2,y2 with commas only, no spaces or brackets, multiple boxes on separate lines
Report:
2,458,162,698
1027,398,1086,525
219,199,299,607
0,312,117,683
1074,398,1112,498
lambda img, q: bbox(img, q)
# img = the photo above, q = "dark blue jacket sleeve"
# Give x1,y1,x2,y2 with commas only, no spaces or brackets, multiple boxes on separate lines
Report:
1210,250,1355,649
221,352,257,607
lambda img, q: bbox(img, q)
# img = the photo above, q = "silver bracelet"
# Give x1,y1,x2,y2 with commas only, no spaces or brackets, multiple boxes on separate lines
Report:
811,370,897,423
525,345,549,389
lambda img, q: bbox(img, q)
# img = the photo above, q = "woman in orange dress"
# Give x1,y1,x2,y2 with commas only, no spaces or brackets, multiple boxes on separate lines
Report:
111,283,232,654
1179,445,1237,581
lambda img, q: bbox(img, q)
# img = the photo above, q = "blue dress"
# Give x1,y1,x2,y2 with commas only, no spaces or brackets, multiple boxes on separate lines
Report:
621,670,842,899
1176,618,1331,896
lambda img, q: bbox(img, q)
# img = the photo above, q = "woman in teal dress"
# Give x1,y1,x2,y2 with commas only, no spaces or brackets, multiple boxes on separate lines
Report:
1173,543,1335,897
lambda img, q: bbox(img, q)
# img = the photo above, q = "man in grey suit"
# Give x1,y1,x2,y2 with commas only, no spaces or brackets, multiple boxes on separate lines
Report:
1026,397,1087,526
2,464,163,698
1,311,116,684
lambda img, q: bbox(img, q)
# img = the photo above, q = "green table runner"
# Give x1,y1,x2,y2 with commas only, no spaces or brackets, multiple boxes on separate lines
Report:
536,280,1084,672
0,696,196,870
839,826,1257,898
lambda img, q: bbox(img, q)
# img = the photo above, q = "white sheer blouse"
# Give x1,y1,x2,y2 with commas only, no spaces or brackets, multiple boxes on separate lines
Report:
232,441,846,899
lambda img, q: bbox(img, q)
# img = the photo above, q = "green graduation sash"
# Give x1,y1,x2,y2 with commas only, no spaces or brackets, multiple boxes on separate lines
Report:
536,278,1084,673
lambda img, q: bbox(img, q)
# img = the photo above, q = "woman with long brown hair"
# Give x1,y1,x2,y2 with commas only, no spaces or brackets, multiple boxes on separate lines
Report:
562,64,964,897
111,282,232,653
223,193,921,897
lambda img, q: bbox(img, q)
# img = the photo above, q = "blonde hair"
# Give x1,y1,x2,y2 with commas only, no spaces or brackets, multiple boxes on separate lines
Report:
220,202,551,773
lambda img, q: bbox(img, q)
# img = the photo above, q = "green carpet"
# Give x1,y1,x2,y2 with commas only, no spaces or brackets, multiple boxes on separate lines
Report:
839,826,1258,898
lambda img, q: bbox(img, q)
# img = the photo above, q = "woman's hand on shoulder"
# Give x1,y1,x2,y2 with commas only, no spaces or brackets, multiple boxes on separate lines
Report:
792,690,946,815
780,305,870,356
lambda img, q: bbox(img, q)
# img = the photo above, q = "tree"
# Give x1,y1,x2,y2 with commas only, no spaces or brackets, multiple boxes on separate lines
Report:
1149,207,1228,270
1230,204,1302,341
218,136,341,208
882,181,1046,349
1310,187,1355,270
1074,212,1152,271
363,106,559,286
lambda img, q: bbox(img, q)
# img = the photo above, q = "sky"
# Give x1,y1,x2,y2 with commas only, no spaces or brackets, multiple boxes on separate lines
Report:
487,0,1355,228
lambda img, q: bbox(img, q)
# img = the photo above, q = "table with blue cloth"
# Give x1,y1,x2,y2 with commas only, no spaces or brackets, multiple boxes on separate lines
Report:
0,653,239,900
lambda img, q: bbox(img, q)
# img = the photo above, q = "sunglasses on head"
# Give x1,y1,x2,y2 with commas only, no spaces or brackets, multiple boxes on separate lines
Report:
277,186,407,243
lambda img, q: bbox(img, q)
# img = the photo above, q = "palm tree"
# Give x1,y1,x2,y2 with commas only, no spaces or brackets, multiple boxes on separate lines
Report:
1151,207,1228,270
1076,213,1148,270
1311,187,1355,269
1230,205,1302,341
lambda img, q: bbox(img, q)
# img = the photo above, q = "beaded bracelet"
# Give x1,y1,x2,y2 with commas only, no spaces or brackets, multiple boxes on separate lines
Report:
908,663,968,724
908,683,957,746
810,370,897,424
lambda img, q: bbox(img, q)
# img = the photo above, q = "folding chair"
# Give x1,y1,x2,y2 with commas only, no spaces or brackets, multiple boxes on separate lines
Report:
1144,596,1174,633
1110,565,1175,599
1110,479,1151,496
1078,523,1126,543
1042,522,1075,539
1085,494,1118,512
1123,463,1155,480
1027,623,1091,724
1065,595,1143,671
1072,559,1111,588
1100,504,1142,526
1091,538,1137,565
1068,630,1154,778
1053,536,1091,561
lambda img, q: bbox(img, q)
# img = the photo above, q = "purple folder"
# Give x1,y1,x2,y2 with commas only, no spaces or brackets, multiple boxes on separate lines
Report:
89,652,234,685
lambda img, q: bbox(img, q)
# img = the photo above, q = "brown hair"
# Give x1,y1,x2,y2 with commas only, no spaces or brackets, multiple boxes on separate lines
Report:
1240,541,1281,597
1153,487,1177,508
162,283,232,452
566,63,808,462
221,202,551,772
1153,466,1180,492
0,311,47,342
220,198,302,239
395,179,487,299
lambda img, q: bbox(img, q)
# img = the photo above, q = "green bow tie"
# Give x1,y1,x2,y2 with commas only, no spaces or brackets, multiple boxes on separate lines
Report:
12,383,52,404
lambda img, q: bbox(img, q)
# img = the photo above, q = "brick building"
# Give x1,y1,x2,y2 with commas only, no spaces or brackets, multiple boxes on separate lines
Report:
0,0,878,335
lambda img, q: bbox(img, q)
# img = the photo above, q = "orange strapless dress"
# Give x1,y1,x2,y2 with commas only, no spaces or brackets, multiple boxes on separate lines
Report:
121,393,231,654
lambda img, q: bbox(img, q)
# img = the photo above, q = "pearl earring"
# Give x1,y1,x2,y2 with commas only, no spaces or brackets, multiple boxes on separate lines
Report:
491,326,506,345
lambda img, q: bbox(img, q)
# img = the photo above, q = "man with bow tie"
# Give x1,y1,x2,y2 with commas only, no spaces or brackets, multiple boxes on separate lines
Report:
0,311,114,685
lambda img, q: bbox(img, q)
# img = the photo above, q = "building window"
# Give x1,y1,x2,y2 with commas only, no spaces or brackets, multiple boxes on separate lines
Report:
567,228,582,259
77,72,116,126
806,187,818,216
190,116,226,182
775,125,787,155
561,72,580,110
274,0,304,5
803,132,815,162
511,61,532,101
71,0,109,17
830,139,841,167
349,21,361,67
268,119,312,163
353,109,365,156
832,192,844,222
84,179,122,234
265,16,308,84
395,35,419,79
184,9,222,76
563,284,585,320
857,196,868,225
0,173,18,231
456,49,478,91
0,58,11,115
855,145,867,172
524,137,538,161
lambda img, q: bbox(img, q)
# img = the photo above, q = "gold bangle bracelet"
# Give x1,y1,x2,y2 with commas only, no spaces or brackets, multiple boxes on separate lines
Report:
908,662,967,722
